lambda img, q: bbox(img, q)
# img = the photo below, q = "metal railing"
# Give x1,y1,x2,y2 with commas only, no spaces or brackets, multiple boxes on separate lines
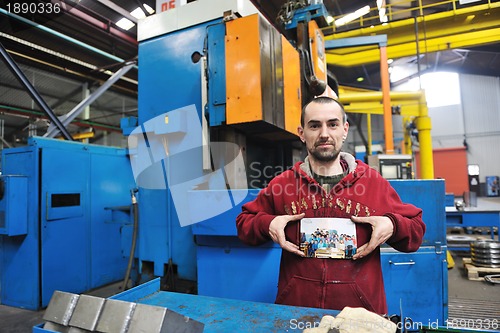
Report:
326,0,496,33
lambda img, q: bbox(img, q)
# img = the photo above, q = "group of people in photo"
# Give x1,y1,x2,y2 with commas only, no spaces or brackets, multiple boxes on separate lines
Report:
300,228,357,259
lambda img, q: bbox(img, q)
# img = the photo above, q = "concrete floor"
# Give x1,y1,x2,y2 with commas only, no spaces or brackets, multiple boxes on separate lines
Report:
446,251,500,330
1,251,498,332
448,251,499,301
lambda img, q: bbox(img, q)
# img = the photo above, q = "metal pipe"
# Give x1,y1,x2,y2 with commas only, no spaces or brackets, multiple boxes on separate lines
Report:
122,189,139,291
0,8,132,67
0,104,122,132
0,42,73,141
44,62,135,138
4,48,137,94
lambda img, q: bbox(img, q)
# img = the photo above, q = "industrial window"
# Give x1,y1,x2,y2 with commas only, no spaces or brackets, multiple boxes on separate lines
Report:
393,71,461,108
51,193,80,207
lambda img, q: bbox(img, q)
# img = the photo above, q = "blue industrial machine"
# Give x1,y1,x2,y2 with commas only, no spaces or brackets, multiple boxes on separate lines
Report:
127,0,311,289
127,0,448,327
0,137,135,310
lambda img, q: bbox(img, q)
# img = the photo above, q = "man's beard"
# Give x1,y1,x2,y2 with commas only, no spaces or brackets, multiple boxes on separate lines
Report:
308,144,341,162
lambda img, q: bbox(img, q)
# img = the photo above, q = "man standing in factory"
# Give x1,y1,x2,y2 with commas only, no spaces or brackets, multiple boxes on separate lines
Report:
236,96,425,315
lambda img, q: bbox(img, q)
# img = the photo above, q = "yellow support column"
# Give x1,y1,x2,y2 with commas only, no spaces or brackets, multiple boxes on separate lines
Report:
416,91,434,179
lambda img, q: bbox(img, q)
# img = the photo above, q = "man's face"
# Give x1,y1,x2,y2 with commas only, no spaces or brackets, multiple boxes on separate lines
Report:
298,101,349,163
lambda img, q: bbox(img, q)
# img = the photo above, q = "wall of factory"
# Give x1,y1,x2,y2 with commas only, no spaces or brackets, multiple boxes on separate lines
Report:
460,74,500,183
429,73,500,184
347,72,500,188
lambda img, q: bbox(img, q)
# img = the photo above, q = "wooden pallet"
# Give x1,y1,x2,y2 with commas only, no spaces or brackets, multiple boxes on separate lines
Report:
463,258,500,281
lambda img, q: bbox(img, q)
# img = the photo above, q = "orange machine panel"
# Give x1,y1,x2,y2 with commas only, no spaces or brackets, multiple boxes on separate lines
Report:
225,14,262,125
416,147,468,195
282,35,301,134
308,20,327,85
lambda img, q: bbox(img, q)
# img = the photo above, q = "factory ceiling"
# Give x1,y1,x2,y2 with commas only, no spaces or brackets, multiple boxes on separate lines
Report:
0,0,499,146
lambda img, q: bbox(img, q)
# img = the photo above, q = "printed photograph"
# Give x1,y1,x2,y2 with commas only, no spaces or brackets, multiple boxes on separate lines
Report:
300,218,357,259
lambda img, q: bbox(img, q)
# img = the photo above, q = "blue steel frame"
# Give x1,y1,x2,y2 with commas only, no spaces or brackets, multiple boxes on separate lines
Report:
0,137,135,309
136,18,229,281
446,211,500,242
207,23,227,126
283,4,329,30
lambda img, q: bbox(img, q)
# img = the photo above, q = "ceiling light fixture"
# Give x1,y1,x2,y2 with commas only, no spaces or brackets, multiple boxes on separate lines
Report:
131,8,146,19
117,4,155,31
131,4,155,19
334,5,371,27
116,18,134,30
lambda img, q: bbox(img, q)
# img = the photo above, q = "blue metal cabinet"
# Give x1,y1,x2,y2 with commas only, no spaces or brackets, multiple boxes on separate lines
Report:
381,247,448,326
385,180,448,324
388,180,446,246
0,137,135,309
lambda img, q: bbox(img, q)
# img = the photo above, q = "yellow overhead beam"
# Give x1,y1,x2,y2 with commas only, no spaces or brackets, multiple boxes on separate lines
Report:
324,2,500,67
339,89,434,179
340,90,426,102
344,102,421,116
339,86,423,116
326,29,500,66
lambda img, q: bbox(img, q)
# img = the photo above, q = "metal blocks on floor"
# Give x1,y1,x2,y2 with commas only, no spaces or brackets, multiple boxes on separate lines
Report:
41,291,204,333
